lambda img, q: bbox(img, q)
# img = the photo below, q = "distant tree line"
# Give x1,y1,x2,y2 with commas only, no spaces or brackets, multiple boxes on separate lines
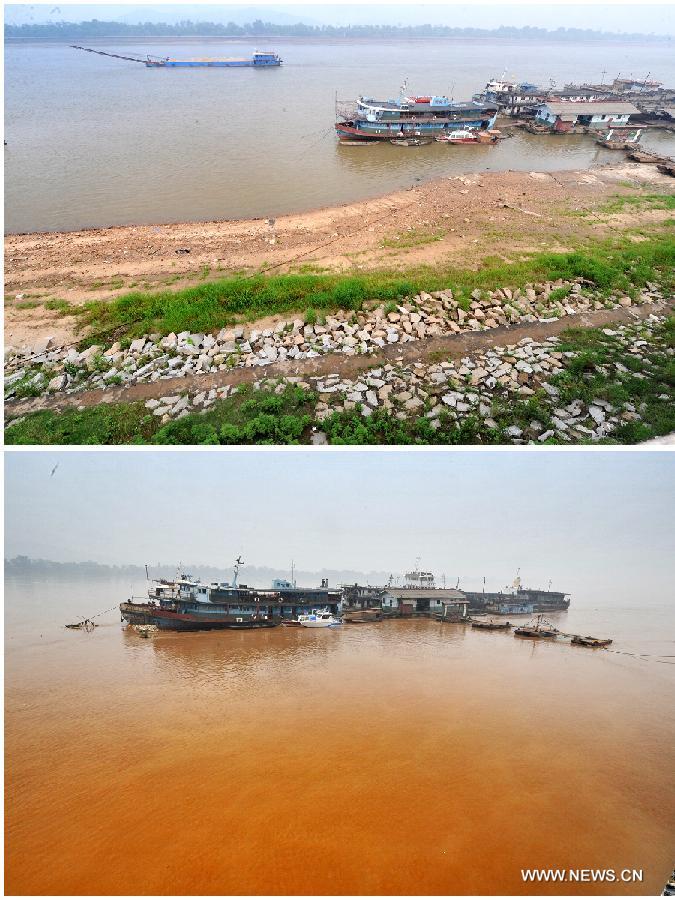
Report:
4,556,390,586
4,20,672,42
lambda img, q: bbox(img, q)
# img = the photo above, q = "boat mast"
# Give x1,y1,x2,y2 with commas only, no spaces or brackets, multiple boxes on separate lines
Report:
233,555,244,588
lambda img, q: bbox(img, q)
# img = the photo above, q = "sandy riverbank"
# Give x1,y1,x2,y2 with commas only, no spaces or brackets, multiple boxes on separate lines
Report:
4,161,674,349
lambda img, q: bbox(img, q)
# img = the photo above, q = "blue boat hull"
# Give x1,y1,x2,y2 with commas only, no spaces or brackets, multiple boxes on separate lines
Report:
145,58,281,68
336,114,498,141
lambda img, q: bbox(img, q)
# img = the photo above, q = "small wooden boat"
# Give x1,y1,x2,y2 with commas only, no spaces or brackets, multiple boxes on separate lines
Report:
65,619,96,631
344,612,381,623
390,137,432,147
280,619,303,627
596,128,642,150
571,635,613,648
471,620,512,630
514,614,559,639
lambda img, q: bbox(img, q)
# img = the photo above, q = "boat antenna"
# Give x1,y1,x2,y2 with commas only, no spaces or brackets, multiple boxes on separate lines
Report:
449,81,455,101
399,76,408,102
455,576,460,590
291,559,295,588
145,564,149,581
233,555,244,588
548,579,552,591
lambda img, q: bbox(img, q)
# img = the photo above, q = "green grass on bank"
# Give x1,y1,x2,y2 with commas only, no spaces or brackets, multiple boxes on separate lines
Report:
597,192,675,215
47,233,675,349
6,318,674,446
5,384,318,446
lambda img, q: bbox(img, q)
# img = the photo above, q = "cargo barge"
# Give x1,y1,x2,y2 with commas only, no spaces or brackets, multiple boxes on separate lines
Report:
120,561,341,631
335,83,498,141
70,45,281,68
144,50,282,68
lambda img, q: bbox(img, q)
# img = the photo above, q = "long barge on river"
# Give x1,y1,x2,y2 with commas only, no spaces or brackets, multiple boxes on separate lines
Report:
71,46,282,68
335,86,498,141
120,561,341,631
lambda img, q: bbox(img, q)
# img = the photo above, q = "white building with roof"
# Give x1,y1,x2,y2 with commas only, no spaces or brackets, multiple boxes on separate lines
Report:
535,101,640,131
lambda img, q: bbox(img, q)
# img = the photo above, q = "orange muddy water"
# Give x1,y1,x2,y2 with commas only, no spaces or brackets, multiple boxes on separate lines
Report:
5,577,675,895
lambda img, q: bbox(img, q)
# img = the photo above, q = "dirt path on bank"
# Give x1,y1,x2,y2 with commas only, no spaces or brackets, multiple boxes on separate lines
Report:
6,301,671,419
5,162,674,349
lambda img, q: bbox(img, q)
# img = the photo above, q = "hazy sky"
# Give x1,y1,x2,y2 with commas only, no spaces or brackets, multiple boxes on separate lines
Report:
5,451,675,599
4,3,675,35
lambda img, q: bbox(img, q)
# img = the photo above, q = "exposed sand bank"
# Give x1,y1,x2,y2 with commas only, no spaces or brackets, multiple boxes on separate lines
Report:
4,161,673,349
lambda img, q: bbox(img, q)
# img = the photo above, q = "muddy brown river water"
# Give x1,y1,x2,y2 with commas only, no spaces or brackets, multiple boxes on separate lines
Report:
5,37,675,233
5,576,675,895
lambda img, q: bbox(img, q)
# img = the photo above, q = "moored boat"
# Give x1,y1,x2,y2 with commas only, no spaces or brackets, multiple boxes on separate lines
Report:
596,128,642,149
471,619,512,630
571,635,613,647
336,82,498,142
120,560,342,631
299,608,342,628
390,137,433,146
514,614,559,638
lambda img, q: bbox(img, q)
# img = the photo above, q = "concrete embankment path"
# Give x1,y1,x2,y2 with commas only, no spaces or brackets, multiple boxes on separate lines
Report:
6,301,671,418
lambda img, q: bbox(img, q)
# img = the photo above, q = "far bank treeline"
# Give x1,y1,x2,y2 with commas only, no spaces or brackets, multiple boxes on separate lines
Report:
4,20,673,42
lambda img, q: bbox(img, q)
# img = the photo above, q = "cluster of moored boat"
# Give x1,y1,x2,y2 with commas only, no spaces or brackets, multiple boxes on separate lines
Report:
470,614,612,647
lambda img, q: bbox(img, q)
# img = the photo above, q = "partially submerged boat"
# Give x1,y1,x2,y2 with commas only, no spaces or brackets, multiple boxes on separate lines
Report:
571,635,613,648
514,615,559,638
65,619,96,631
595,128,642,149
390,137,433,146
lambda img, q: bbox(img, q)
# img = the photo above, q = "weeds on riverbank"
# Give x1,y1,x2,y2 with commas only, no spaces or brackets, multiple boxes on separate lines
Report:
44,232,675,349
5,384,317,446
6,318,674,446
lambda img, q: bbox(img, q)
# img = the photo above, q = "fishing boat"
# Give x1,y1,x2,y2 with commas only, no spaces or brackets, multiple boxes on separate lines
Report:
514,615,559,638
471,619,512,630
571,635,613,648
336,80,498,142
299,609,342,628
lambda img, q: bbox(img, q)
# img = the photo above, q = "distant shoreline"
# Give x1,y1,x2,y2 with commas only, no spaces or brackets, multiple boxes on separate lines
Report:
5,34,673,45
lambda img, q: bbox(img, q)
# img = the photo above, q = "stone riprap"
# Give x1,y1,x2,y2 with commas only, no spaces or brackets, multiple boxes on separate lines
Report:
3,278,665,402
131,315,669,442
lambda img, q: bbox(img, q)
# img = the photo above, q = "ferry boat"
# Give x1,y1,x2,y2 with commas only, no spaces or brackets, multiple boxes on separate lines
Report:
144,50,282,68
119,559,342,631
335,82,498,142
